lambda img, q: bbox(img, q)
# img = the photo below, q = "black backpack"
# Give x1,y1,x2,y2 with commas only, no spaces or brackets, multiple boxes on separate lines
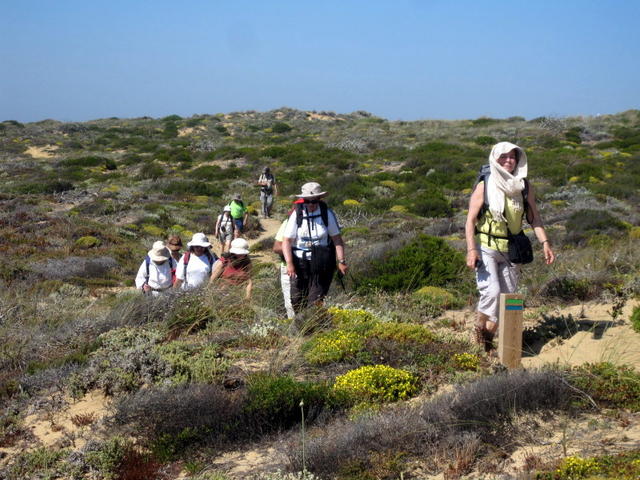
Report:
473,164,532,224
295,201,330,228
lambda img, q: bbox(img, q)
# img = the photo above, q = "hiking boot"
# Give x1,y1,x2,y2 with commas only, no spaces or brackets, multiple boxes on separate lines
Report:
483,330,496,353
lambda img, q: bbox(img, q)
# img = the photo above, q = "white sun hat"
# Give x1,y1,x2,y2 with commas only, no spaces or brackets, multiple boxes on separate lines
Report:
148,240,171,262
187,232,212,248
229,238,250,255
295,182,327,199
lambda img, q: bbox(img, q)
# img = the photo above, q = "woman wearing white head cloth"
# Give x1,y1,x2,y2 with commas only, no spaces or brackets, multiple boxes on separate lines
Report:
465,142,555,352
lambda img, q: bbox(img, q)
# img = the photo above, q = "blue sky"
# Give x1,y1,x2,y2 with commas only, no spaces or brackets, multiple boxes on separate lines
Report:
1,0,638,122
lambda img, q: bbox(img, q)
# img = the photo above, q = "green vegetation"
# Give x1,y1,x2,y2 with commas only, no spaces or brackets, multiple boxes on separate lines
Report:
1,108,639,479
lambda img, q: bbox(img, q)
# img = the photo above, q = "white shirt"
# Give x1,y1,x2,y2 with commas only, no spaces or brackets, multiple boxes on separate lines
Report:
284,206,340,259
175,252,215,290
135,259,174,290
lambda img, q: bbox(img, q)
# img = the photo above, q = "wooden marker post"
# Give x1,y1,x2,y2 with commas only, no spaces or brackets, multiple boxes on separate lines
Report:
498,294,524,369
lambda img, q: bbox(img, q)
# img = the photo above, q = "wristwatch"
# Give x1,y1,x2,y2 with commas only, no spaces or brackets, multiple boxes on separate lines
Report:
338,259,347,265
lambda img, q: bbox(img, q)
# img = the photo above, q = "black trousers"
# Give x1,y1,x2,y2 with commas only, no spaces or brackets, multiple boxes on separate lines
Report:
290,251,336,312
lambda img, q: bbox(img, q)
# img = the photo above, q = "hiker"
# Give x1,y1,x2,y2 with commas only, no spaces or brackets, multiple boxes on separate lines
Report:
211,238,253,300
273,199,304,319
256,166,277,218
174,233,218,290
465,142,555,353
227,194,248,238
214,205,235,254
282,182,348,313
166,234,183,263
135,241,175,295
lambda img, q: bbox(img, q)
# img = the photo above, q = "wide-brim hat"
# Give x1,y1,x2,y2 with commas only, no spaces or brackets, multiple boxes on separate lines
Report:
223,205,231,212
295,182,327,199
187,232,212,248
148,240,171,262
166,235,182,251
229,238,250,255
233,193,242,201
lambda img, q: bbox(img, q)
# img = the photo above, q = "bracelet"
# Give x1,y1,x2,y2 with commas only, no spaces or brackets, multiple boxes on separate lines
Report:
467,248,478,253
541,240,550,245
338,259,347,265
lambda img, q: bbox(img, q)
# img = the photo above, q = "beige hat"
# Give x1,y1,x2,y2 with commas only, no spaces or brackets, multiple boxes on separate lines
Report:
229,238,250,255
295,182,327,199
148,241,171,262
187,232,212,248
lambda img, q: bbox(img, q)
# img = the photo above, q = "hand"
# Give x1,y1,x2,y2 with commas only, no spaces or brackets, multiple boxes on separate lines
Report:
543,243,555,265
338,262,348,275
287,263,297,278
466,250,480,270
142,284,152,293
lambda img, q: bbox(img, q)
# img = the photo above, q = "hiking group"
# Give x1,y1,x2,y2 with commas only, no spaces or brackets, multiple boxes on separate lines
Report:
136,172,347,320
136,191,254,300
137,144,555,350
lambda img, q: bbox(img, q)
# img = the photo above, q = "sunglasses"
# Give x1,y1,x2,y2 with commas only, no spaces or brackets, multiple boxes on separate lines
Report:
304,199,319,204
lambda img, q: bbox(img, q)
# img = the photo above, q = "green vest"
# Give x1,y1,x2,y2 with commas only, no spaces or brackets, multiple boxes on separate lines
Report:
229,200,246,219
475,191,524,252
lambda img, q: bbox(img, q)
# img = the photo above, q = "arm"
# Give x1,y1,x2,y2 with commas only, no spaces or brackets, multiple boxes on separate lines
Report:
282,236,296,277
525,184,555,265
135,262,152,293
214,215,221,236
209,259,224,283
245,264,253,299
273,239,283,256
331,234,348,275
465,183,484,269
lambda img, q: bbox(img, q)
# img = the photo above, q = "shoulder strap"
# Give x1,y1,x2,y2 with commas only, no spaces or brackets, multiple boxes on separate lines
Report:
295,201,329,228
295,203,304,228
182,252,190,282
319,201,329,227
144,255,151,285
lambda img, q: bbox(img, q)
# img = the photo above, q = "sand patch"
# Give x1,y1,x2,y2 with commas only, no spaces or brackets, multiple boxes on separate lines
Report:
522,300,640,370
178,126,206,137
25,145,59,158
306,112,343,122
23,390,110,449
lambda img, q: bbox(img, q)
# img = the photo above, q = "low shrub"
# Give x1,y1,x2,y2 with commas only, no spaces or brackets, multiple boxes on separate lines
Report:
539,276,596,301
244,374,332,433
5,447,69,480
631,306,640,333
453,353,480,371
332,365,420,405
288,370,572,476
155,341,231,384
67,327,171,397
368,322,434,344
536,450,640,480
113,383,245,443
568,362,640,411
304,330,366,365
75,235,101,249
355,234,469,294
412,286,457,309
565,209,629,246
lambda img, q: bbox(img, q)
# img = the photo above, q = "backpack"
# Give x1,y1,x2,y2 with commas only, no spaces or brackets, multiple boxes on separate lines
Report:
144,255,176,286
473,165,532,224
295,201,330,228
181,250,217,284
219,212,235,234
293,201,336,271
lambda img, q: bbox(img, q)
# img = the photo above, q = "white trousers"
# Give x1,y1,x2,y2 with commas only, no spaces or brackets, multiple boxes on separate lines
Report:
476,245,518,323
280,265,295,319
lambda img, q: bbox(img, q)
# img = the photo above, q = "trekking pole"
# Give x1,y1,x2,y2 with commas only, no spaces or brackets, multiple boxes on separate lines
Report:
336,270,346,292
